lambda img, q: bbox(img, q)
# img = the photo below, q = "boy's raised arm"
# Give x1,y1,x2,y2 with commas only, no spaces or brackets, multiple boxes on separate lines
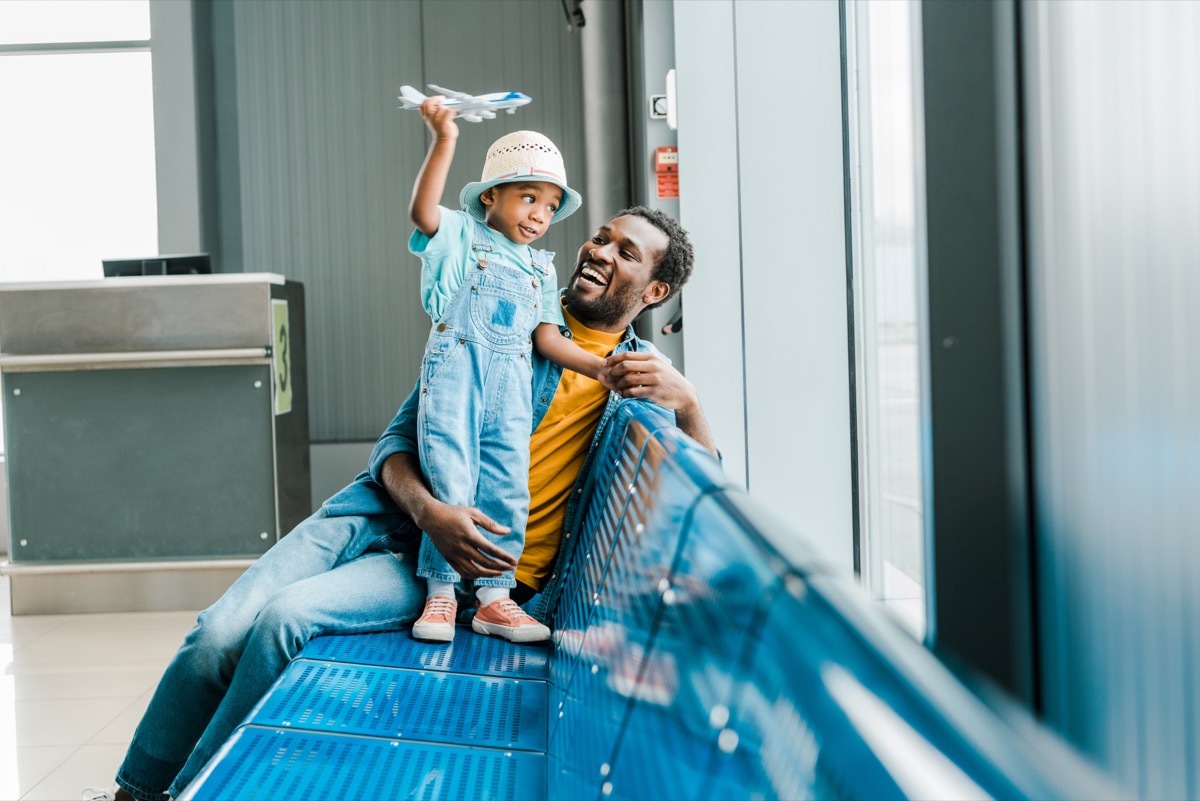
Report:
409,97,459,237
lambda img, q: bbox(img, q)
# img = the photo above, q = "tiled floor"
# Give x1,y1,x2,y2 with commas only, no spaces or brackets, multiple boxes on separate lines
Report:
0,573,198,800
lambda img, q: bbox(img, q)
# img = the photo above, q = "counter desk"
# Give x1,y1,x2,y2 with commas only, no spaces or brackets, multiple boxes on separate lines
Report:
0,273,308,614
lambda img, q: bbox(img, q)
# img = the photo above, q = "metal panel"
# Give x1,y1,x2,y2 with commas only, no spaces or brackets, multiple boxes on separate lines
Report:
549,425,732,796
920,0,1033,699
3,560,251,615
250,660,547,752
3,365,276,562
184,727,547,801
551,432,644,689
604,493,782,801
148,0,203,254
626,0,684,368
1023,1,1200,796
300,631,549,680
222,0,587,442
0,276,277,354
269,280,313,529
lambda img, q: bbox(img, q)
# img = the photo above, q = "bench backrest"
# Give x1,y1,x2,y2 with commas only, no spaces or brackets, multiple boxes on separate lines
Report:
544,400,1116,800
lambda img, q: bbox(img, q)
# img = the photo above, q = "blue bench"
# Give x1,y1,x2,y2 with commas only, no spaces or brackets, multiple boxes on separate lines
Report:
180,401,1114,801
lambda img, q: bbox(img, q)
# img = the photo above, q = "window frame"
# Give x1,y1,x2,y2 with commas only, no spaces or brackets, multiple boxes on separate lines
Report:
843,0,931,639
0,0,204,457
919,0,1035,704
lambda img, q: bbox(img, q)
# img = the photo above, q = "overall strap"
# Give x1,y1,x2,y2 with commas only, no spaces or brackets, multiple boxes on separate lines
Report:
530,248,556,279
470,219,495,268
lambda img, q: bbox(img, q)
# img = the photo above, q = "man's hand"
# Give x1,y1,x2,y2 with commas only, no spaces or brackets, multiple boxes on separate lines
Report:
380,453,518,581
604,351,717,455
605,351,696,409
413,500,519,581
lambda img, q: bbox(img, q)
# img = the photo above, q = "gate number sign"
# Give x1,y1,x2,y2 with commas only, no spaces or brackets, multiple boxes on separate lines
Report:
272,299,292,415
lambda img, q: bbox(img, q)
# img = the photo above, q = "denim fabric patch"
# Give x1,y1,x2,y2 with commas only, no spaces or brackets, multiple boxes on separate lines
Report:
493,297,517,328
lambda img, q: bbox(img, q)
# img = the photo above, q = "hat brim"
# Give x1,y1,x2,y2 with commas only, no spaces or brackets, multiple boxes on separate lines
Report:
460,174,582,224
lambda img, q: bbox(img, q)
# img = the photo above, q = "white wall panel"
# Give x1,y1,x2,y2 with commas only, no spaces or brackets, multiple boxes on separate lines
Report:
675,0,852,570
735,0,852,572
675,0,748,489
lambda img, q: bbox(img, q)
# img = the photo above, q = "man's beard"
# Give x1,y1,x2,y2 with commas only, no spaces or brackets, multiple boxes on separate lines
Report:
564,281,642,329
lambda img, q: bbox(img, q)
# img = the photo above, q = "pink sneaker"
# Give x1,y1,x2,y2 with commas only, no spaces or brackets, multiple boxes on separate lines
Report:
412,595,457,642
472,598,551,643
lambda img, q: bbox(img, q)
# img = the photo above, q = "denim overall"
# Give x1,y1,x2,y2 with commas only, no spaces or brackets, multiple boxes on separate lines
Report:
416,220,552,589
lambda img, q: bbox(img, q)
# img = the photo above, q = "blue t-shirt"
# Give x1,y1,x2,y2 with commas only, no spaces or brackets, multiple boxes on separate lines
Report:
409,206,564,326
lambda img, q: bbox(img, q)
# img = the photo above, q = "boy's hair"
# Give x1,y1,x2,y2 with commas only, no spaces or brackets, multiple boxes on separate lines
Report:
611,206,694,310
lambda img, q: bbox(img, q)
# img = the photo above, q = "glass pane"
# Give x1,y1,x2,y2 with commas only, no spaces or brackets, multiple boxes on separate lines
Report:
0,51,158,282
846,0,928,637
0,0,150,45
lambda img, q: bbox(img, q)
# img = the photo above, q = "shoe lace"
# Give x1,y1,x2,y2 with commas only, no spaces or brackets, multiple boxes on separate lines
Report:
491,597,533,624
423,596,456,619
81,789,117,801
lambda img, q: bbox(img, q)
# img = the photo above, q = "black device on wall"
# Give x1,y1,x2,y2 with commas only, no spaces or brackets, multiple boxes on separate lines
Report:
102,253,212,277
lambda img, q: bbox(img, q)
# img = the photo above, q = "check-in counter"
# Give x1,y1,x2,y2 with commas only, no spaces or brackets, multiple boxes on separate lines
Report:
0,273,309,614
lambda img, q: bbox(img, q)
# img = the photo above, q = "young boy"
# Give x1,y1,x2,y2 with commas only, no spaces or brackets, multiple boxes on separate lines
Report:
407,96,608,644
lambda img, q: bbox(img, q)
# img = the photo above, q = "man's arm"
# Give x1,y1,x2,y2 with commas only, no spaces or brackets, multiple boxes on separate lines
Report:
605,351,717,455
379,452,519,581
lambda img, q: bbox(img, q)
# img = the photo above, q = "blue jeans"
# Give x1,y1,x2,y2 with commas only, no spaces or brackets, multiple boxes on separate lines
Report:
416,257,538,590
115,510,424,801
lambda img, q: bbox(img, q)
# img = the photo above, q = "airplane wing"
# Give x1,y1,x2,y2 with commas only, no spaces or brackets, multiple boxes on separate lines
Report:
426,83,473,100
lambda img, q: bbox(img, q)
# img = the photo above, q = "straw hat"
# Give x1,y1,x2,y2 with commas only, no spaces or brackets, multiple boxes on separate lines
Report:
460,131,582,223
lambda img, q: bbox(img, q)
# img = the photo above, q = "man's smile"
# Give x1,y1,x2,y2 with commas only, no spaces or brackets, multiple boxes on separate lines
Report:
576,262,609,287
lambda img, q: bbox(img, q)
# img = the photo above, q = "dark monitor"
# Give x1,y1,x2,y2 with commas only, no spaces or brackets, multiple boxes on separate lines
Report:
103,253,212,277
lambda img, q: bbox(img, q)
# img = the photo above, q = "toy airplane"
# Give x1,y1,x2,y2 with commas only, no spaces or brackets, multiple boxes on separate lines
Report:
398,84,531,123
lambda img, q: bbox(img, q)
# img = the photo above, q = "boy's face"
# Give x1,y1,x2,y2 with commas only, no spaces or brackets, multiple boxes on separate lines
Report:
480,182,563,245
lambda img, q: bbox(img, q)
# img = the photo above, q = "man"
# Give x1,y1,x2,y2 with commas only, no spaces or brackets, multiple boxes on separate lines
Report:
97,207,713,801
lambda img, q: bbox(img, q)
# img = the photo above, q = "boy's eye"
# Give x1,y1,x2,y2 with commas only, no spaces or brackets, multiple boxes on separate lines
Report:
521,195,535,203
548,204,558,213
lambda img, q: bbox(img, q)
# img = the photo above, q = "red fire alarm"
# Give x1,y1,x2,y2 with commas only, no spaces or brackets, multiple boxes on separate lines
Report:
654,146,679,199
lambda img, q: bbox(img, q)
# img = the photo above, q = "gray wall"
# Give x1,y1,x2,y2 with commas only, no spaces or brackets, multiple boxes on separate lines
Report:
1024,1,1200,797
213,0,588,442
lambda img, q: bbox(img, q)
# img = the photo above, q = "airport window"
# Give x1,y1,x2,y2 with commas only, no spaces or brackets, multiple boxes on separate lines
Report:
0,0,158,284
844,0,929,637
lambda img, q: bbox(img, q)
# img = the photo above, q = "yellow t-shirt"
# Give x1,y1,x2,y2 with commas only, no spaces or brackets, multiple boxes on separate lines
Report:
516,310,622,590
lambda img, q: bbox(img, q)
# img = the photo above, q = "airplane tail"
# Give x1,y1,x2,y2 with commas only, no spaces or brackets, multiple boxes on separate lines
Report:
397,84,426,109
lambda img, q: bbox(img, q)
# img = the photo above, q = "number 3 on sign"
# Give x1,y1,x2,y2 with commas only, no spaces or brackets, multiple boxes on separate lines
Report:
272,299,292,415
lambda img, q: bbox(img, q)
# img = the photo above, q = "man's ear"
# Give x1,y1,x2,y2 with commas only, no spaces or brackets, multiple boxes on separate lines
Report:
643,280,670,307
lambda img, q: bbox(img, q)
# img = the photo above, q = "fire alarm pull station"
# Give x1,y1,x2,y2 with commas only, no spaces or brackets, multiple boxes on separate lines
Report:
655,146,679,199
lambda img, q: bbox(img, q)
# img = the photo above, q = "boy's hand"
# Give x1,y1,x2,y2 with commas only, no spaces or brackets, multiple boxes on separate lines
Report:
597,360,620,394
420,96,459,141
